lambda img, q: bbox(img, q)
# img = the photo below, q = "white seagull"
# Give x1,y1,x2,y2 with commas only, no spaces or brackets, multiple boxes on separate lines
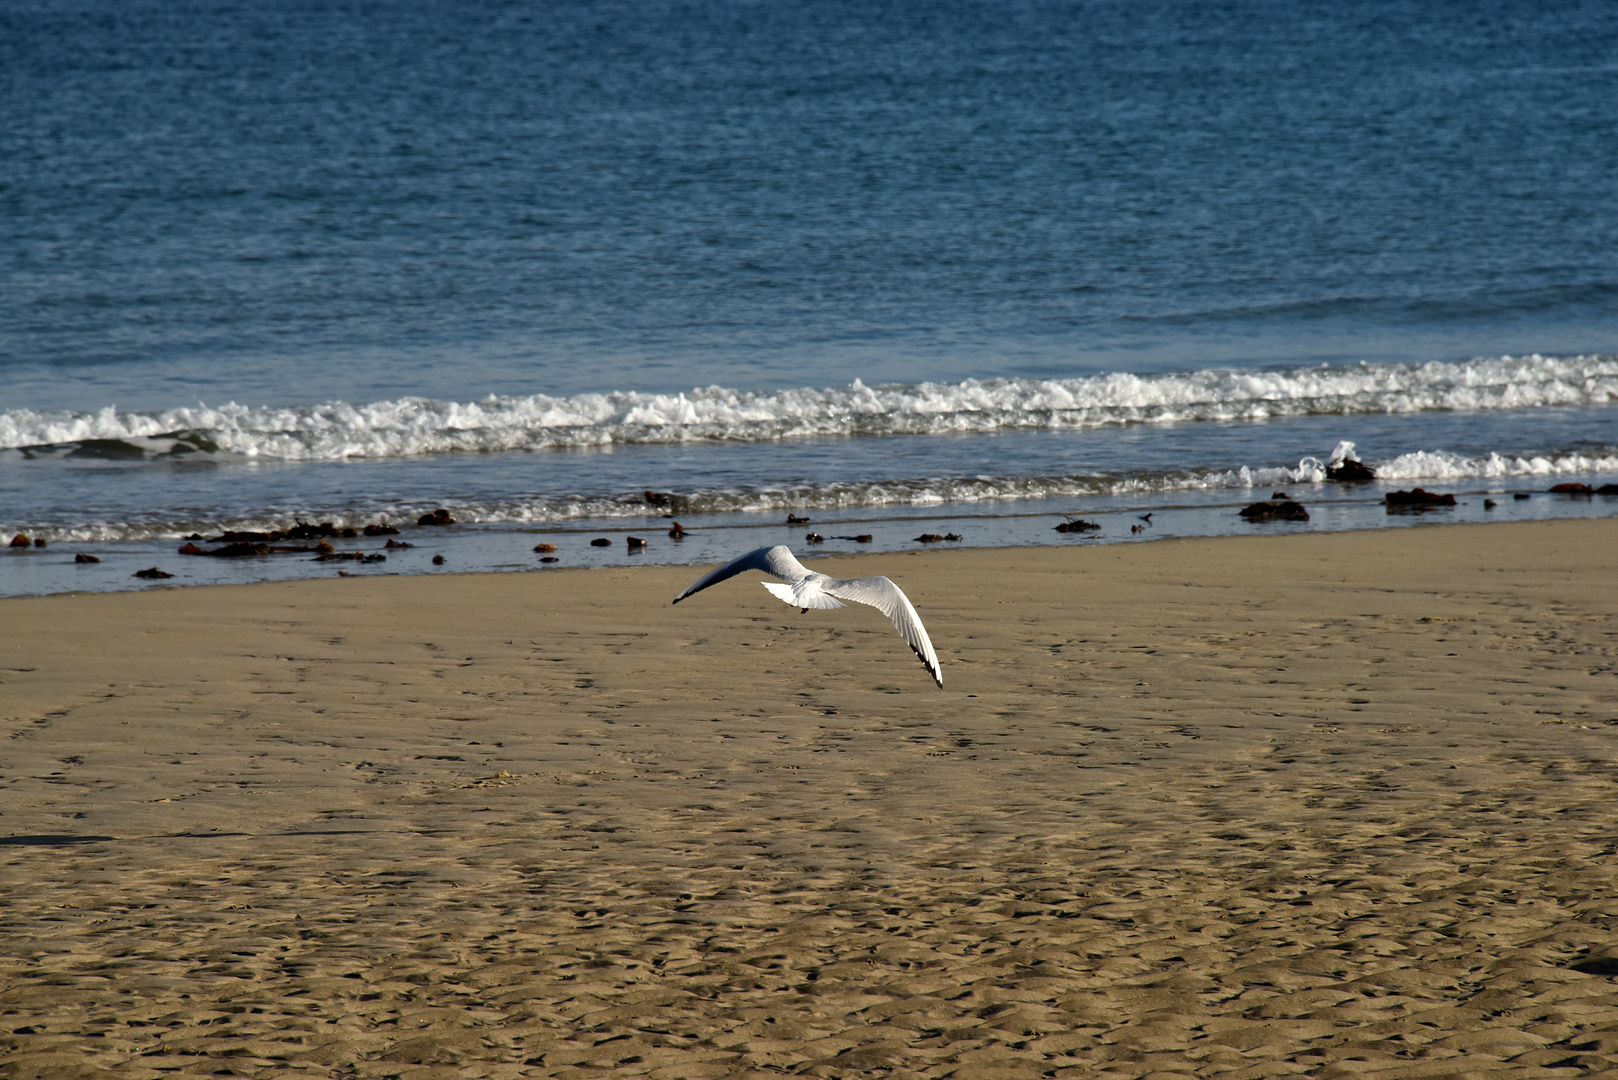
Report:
672,545,943,687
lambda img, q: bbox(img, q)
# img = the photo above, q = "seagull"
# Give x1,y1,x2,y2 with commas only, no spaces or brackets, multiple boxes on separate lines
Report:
672,545,942,687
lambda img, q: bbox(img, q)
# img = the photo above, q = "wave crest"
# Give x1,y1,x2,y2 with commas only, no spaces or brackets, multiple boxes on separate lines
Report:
3,353,1614,461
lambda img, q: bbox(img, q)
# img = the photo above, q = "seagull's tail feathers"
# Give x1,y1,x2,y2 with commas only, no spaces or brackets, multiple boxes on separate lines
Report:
763,581,845,609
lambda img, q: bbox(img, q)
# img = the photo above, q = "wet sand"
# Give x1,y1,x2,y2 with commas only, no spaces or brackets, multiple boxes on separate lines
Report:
2,518,1617,1079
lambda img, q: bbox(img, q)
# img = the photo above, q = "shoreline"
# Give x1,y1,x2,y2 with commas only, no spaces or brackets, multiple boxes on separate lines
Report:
3,518,1617,1076
5,481,1617,601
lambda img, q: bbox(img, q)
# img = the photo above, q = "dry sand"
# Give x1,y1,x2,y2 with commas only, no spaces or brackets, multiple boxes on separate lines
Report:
2,518,1617,1080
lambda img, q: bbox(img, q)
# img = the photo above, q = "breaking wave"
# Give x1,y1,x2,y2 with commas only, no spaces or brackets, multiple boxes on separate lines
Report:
4,353,1615,462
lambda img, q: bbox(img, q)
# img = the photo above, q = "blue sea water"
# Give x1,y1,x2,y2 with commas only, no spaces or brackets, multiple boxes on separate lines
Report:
2,0,1615,596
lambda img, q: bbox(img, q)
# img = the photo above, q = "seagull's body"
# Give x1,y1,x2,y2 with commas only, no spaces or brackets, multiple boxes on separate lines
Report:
673,545,942,687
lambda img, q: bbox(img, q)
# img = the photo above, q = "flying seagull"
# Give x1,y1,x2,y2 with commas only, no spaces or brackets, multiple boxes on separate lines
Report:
672,545,943,687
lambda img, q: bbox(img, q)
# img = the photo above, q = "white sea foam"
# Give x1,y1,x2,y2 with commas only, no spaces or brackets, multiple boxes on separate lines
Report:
3,354,1614,460
1374,449,1618,480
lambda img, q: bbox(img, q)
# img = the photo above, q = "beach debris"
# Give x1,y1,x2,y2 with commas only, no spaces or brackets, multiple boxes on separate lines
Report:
432,554,446,564
1549,483,1594,494
805,532,824,544
417,508,456,526
533,542,557,552
1601,484,1618,495
832,534,873,543
9,534,29,548
1514,492,1531,500
1385,488,1456,508
133,522,422,553
1326,458,1376,481
1054,518,1100,533
386,539,413,548
787,514,810,524
1240,498,1310,521
32,537,45,547
133,567,174,579
627,536,647,550
914,533,945,543
1131,523,1145,533
590,537,612,547
944,533,961,541
667,521,687,538
673,544,943,687
190,522,395,544
75,553,100,563
1484,499,1497,510
181,541,272,558
182,533,326,556
316,541,335,553
286,520,343,539
314,551,386,562
540,556,559,563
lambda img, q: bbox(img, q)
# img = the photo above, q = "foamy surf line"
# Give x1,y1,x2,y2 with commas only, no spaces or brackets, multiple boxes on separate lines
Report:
9,442,1618,544
4,353,1614,462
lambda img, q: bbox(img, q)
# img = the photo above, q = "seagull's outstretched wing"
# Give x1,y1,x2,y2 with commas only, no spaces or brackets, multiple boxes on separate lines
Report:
824,575,943,687
672,545,812,603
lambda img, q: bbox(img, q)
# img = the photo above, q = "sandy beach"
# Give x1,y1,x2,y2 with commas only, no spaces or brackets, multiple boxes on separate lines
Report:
2,518,1617,1079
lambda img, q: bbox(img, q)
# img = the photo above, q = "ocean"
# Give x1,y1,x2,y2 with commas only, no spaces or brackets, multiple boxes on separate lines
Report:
3,0,1615,598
